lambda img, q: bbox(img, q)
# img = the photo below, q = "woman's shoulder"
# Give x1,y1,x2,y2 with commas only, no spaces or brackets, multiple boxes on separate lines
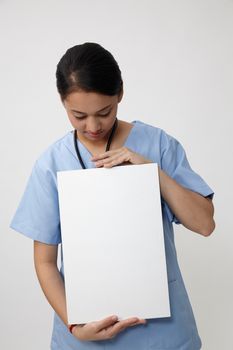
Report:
34,130,73,172
131,120,174,143
129,120,185,158
132,119,165,134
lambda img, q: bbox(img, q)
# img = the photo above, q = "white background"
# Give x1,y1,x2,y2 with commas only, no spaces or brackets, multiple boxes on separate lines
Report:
1,0,232,349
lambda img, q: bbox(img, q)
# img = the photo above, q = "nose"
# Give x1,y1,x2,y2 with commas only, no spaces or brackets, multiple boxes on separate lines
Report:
86,117,102,133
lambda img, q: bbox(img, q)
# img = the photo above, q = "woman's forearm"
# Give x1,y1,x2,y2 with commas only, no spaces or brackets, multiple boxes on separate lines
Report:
34,262,68,327
158,166,215,236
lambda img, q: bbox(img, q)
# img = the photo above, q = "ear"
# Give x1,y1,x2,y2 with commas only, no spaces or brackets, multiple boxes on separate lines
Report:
118,85,124,103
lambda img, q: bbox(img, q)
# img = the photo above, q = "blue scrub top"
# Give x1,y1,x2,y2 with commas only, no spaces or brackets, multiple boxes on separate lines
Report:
10,120,214,350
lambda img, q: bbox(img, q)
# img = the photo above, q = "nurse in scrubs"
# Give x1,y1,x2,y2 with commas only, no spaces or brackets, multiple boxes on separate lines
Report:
10,42,215,350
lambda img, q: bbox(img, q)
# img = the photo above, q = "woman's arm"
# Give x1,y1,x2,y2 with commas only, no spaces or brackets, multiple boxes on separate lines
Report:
33,241,68,326
158,167,215,236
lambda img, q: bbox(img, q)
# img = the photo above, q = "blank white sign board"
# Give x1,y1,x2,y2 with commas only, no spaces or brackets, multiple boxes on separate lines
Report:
57,163,170,324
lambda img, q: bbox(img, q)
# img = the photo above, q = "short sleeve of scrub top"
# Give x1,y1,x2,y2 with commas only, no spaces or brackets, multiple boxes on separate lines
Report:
10,160,61,245
159,129,214,224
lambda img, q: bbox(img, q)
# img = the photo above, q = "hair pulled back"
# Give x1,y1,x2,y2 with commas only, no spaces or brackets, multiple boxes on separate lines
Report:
56,42,123,101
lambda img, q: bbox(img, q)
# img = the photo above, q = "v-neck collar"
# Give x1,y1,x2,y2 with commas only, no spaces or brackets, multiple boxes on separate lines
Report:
65,120,138,168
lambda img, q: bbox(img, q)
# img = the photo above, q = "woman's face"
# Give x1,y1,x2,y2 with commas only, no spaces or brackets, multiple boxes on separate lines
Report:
62,90,123,143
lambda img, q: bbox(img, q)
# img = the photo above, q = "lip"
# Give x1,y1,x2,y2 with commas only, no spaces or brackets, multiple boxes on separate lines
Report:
86,131,103,137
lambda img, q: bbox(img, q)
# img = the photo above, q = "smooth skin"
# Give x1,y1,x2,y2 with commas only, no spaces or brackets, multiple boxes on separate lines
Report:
34,88,215,342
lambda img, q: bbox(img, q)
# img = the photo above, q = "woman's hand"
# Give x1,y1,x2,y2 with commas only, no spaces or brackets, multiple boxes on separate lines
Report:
91,147,153,168
72,315,146,341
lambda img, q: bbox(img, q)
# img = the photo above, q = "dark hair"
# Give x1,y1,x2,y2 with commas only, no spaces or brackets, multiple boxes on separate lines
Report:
56,42,123,101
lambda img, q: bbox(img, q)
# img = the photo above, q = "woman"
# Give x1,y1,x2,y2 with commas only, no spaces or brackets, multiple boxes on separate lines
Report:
10,42,215,349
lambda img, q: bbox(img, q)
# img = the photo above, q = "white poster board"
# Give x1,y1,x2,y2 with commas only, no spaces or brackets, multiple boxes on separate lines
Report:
57,163,170,324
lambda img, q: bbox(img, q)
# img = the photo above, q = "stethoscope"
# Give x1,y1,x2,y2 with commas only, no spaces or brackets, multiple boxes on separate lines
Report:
73,118,118,169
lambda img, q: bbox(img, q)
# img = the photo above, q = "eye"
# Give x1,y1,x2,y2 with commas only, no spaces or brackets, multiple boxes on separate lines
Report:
99,111,111,117
74,115,85,120
73,110,111,119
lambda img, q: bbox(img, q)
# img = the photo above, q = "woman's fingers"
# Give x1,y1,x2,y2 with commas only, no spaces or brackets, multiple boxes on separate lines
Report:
94,148,133,168
94,315,119,332
128,318,147,326
74,316,146,341
91,150,119,161
93,151,125,167
92,147,153,168
102,317,144,339
96,151,127,168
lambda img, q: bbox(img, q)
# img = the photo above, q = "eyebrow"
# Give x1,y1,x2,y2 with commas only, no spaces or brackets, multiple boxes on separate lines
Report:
71,104,112,114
